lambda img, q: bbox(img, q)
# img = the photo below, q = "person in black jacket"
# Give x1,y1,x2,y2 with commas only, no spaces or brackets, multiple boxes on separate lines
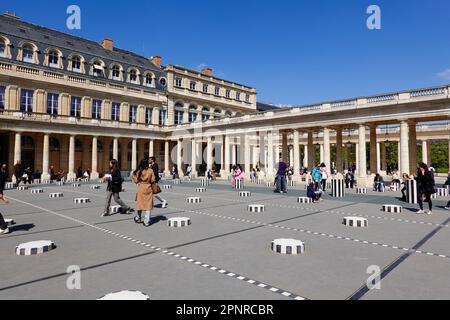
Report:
149,157,167,208
0,212,9,235
0,164,9,203
14,161,23,186
102,159,133,217
415,162,436,215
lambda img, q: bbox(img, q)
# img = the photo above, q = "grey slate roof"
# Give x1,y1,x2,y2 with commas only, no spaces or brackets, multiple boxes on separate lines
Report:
0,14,167,91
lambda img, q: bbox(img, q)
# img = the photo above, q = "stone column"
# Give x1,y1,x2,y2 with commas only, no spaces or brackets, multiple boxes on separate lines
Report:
380,142,386,171
323,128,331,171
409,121,417,174
320,144,324,164
267,131,274,177
67,135,76,180
224,135,230,176
397,141,402,174
244,134,251,176
369,124,378,174
131,139,137,172
307,131,315,172
448,140,450,172
358,124,367,182
356,143,359,174
400,121,410,175
231,143,237,166
303,145,308,168
376,142,381,174
422,140,431,166
113,138,119,161
91,136,99,180
164,140,170,175
206,137,213,171
177,139,184,177
335,128,343,173
293,130,300,179
14,132,21,166
121,140,129,171
149,139,154,157
282,132,288,160
191,138,198,178
42,133,51,181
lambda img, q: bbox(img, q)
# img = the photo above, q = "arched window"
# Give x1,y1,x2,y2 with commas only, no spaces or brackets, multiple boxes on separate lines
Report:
174,103,184,125
48,50,60,68
92,60,104,77
49,137,60,152
159,77,167,87
202,107,210,121
189,105,197,123
22,44,34,63
144,73,154,87
21,136,35,150
71,55,82,73
0,39,6,58
214,109,221,119
112,65,121,80
129,69,139,84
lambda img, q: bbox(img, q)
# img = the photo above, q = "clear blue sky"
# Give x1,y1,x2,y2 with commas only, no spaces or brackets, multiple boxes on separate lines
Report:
1,0,450,106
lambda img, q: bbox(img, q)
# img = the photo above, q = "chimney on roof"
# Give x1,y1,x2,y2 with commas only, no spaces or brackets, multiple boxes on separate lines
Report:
101,38,114,51
201,67,213,77
151,55,162,68
3,11,20,20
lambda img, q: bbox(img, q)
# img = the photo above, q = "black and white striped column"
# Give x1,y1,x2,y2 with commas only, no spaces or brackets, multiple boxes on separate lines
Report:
331,179,345,198
406,180,418,204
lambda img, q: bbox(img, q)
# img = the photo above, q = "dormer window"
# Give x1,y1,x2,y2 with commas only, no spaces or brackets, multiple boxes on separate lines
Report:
203,84,208,93
246,94,250,102
22,44,34,63
112,65,121,80
0,40,5,58
175,77,182,87
145,73,154,87
190,81,196,91
215,87,220,96
71,56,81,73
93,61,104,77
225,89,231,99
129,69,138,84
236,92,241,101
48,50,59,68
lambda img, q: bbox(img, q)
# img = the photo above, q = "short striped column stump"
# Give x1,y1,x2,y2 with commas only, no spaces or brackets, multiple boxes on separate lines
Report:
173,179,181,185
356,188,367,194
91,185,101,190
431,193,437,200
110,206,122,214
162,185,172,190
271,239,305,255
239,191,252,197
298,197,312,204
196,188,207,193
98,291,150,300
30,189,44,194
168,217,191,228
5,219,16,227
16,240,56,256
331,179,345,198
74,198,90,204
343,217,368,228
56,181,65,186
437,188,449,197
82,178,89,183
72,183,81,187
406,180,418,204
187,197,201,204
382,204,403,213
17,186,28,191
33,179,41,185
234,180,244,190
248,204,265,213
200,180,210,187
42,180,51,185
49,193,63,198
266,182,273,188
5,183,16,190
390,183,400,192
288,181,295,187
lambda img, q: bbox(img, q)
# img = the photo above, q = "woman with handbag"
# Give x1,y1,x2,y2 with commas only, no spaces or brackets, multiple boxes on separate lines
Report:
132,158,156,227
415,163,436,215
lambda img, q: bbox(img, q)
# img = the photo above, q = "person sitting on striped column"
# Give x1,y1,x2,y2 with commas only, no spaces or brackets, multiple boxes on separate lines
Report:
306,182,323,203
373,174,385,192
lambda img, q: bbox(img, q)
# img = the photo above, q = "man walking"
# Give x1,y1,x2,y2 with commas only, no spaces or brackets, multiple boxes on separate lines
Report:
150,157,167,208
274,157,287,194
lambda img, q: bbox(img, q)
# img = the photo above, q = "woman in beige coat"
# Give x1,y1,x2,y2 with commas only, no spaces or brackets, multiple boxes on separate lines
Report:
132,158,156,227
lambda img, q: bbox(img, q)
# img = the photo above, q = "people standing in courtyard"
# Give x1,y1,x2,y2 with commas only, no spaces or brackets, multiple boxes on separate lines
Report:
232,165,244,188
345,170,355,189
172,165,178,180
132,158,156,227
312,163,322,190
415,163,436,215
373,174,385,192
149,157,167,209
400,173,411,201
274,157,287,194
307,182,323,203
14,161,23,186
0,164,8,204
320,163,328,191
102,159,133,217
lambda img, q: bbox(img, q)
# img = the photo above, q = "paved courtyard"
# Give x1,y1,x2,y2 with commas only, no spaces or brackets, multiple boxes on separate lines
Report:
0,179,449,300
